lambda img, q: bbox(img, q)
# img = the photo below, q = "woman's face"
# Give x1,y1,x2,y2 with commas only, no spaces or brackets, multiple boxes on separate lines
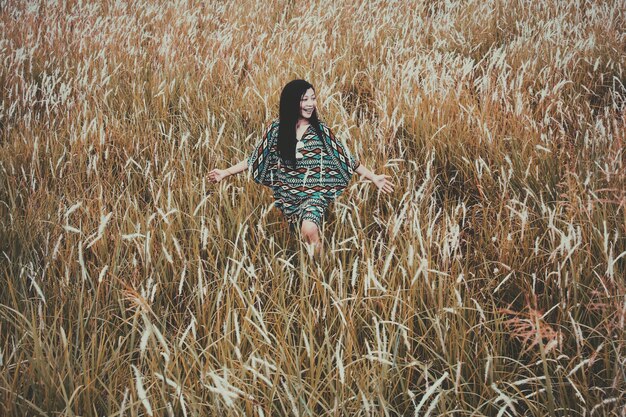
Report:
299,88,317,120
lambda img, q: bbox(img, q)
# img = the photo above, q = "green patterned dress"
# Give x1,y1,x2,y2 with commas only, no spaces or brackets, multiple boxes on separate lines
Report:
247,119,360,231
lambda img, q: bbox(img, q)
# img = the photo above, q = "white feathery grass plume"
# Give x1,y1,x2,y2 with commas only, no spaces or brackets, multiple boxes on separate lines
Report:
347,208,360,236
52,234,63,259
86,211,113,248
178,262,187,295
568,358,591,377
590,397,617,415
433,315,447,353
98,265,108,283
205,369,251,408
140,320,153,355
424,392,443,417
149,280,158,304
454,288,462,307
172,235,182,259
233,310,241,347
524,388,546,399
197,256,204,303
245,313,273,345
485,351,493,384
360,389,372,414
351,256,359,288
140,312,170,361
155,372,187,417
390,290,400,323
151,322,171,363
244,364,273,387
193,195,210,216
122,233,145,240
64,201,82,219
415,151,434,202
472,298,487,323
178,315,196,348
162,243,173,264
281,379,300,417
335,335,345,384
606,247,626,282
59,326,68,351
78,241,88,281
63,224,82,234
27,271,46,304
381,245,396,282
391,200,409,239
144,230,152,265
250,355,278,373
511,376,546,386
535,144,551,153
414,371,448,416
397,318,410,348
131,365,153,416
491,383,518,416
322,282,347,326
366,257,387,294
364,341,393,366
374,316,388,358
569,311,585,348
493,272,515,294
566,376,586,404
455,361,463,394
119,387,129,417
411,257,429,286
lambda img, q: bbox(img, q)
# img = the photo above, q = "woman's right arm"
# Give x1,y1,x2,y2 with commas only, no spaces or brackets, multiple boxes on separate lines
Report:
209,120,279,185
208,160,248,183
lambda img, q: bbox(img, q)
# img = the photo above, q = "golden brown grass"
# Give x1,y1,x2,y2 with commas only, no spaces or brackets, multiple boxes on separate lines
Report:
0,0,624,415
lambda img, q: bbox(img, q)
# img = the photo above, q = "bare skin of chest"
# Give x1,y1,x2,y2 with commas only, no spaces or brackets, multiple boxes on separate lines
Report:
296,123,310,141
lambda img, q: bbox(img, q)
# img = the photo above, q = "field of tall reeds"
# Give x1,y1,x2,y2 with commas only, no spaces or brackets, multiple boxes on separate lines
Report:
0,0,624,415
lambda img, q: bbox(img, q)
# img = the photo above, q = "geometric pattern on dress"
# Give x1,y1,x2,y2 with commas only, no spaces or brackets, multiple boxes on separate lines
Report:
248,119,360,230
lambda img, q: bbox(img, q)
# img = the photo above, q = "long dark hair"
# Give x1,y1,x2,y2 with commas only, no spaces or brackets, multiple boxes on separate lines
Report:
277,79,325,166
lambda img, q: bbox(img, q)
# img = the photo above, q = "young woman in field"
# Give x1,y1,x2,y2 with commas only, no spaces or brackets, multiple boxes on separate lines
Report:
208,79,394,258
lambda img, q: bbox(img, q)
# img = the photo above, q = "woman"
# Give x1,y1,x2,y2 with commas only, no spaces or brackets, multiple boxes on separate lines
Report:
209,79,394,258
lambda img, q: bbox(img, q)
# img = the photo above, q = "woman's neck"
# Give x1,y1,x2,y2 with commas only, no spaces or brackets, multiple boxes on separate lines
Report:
296,118,310,128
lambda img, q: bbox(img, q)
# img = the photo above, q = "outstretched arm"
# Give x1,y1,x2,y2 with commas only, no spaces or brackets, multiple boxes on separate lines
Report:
356,164,395,194
208,159,248,183
322,123,394,195
209,120,279,185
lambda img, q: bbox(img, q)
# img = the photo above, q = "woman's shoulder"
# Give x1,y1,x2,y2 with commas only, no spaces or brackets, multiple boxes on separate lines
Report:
316,120,334,138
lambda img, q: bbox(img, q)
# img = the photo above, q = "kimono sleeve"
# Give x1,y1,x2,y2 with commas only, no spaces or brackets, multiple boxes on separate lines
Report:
247,121,279,188
326,125,360,172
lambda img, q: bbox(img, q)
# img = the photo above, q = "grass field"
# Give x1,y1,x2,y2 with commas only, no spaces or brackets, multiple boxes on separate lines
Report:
0,0,625,415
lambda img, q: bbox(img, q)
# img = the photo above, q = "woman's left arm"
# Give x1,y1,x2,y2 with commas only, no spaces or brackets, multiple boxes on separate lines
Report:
322,122,394,195
356,164,395,195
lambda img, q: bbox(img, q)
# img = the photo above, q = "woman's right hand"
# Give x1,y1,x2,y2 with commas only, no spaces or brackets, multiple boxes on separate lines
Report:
208,168,230,183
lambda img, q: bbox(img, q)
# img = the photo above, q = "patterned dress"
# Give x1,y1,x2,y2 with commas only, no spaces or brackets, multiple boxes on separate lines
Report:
247,119,360,231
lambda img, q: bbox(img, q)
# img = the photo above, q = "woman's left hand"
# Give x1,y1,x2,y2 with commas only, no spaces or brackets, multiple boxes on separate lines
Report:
372,174,395,194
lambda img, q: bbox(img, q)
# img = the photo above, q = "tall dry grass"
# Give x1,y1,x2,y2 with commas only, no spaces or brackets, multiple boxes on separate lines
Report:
0,0,624,415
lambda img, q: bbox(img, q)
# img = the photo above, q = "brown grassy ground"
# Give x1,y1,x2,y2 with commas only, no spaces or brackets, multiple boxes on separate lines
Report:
0,0,624,415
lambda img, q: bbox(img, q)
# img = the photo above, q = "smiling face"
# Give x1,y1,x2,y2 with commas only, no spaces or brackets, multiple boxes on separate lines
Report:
299,88,317,120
